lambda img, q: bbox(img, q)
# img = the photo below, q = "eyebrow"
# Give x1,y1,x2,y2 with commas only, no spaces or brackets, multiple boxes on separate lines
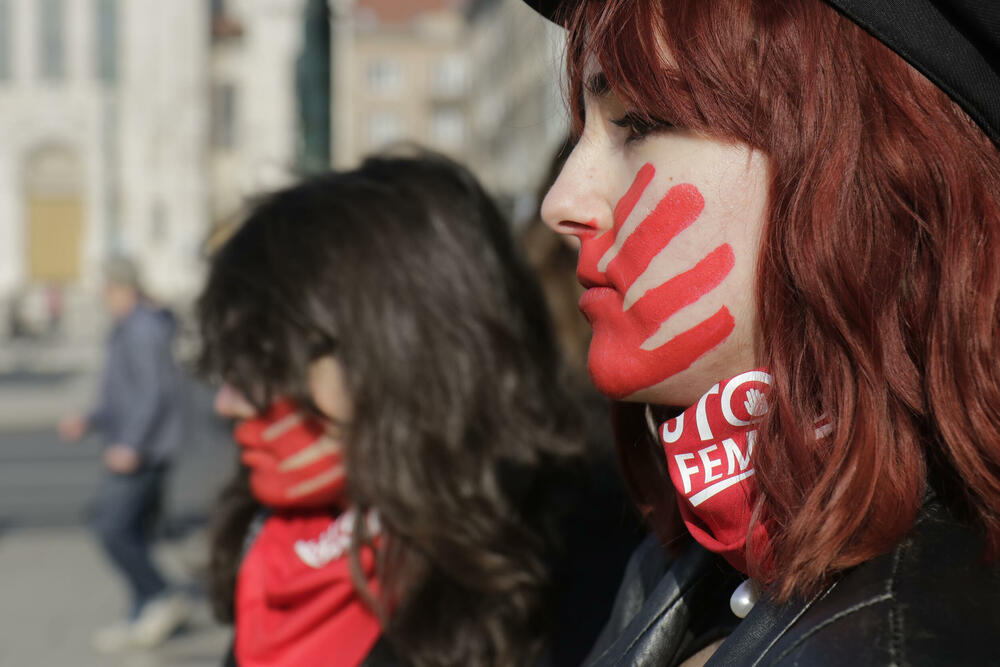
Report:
585,72,611,97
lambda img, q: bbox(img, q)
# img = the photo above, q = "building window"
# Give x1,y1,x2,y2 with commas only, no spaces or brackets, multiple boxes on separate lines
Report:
368,111,402,148
432,56,467,97
432,109,465,148
96,0,117,82
367,60,402,96
211,82,238,148
150,200,168,243
0,0,11,81
39,0,65,80
211,0,244,41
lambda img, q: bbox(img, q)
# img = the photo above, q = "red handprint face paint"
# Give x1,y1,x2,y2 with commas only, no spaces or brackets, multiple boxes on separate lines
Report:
578,162,738,399
234,399,348,510
542,70,769,405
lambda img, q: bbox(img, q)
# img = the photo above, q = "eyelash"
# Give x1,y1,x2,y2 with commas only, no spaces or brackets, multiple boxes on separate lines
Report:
611,112,672,143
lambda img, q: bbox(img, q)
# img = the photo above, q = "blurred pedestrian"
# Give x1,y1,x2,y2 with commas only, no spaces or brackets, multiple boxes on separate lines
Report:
45,284,65,337
198,150,642,667
59,255,191,653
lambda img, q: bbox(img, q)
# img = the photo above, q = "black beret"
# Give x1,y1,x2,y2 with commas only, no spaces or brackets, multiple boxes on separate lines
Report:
521,0,1000,145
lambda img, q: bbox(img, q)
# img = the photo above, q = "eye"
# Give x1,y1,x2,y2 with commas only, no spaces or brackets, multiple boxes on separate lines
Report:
307,335,338,361
611,112,673,144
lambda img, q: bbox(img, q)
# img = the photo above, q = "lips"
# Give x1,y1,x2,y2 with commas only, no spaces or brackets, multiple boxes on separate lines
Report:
577,233,622,322
579,286,621,321
579,285,617,305
577,231,619,294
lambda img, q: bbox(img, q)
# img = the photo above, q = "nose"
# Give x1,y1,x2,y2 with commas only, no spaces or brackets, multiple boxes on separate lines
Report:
214,383,257,419
540,140,613,241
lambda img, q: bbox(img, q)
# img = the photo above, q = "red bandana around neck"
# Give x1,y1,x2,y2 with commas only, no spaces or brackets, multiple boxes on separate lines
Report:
657,370,773,573
236,509,382,667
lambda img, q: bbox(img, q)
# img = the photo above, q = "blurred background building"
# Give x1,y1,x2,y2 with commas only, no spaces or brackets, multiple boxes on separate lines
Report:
0,0,208,339
331,0,473,168
466,0,567,220
330,0,566,219
0,0,566,341
209,0,311,227
0,2,570,664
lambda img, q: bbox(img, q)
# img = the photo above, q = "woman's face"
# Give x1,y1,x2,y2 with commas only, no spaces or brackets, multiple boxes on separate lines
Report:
213,356,353,508
541,66,769,408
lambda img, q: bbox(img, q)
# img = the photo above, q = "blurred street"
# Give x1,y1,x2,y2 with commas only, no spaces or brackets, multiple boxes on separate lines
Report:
0,338,235,667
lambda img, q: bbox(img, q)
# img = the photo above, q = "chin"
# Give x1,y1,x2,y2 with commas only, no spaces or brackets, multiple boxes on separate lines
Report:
586,359,645,401
622,377,702,407
587,353,734,408
249,477,281,509
585,358,684,404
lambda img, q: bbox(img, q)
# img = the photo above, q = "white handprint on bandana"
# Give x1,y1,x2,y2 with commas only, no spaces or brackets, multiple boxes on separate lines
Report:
744,387,768,418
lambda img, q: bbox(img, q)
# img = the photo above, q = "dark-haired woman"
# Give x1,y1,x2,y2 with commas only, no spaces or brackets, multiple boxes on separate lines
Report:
199,151,642,666
520,0,1000,665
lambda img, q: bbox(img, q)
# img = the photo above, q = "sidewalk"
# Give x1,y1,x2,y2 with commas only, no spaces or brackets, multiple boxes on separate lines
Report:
0,335,235,666
0,337,102,431
0,336,103,375
0,525,230,667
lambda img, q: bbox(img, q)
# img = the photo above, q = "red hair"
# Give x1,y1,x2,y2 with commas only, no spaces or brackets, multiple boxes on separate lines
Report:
563,0,1000,599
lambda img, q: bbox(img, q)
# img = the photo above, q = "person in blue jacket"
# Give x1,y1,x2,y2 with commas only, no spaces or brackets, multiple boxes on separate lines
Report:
60,255,190,653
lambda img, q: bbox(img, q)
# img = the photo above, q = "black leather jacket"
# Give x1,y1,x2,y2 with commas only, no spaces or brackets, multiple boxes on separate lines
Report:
586,498,1000,666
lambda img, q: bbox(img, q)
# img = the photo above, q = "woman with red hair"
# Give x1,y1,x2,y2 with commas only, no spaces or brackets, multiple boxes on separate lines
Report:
523,0,1000,664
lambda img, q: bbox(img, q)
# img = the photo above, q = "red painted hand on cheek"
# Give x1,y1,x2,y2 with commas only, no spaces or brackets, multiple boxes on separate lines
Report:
578,163,736,399
234,400,347,510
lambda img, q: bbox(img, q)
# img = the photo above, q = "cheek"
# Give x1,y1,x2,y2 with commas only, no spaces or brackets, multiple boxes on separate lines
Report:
308,357,354,422
580,163,747,399
691,159,768,323
703,148,769,263
656,206,758,313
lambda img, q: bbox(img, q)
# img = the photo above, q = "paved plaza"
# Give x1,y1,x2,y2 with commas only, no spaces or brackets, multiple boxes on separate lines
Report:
0,339,235,666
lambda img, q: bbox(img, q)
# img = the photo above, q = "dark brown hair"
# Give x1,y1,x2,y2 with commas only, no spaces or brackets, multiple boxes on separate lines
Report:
199,150,592,665
563,0,1000,599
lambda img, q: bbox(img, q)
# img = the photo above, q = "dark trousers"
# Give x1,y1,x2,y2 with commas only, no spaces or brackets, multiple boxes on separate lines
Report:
92,464,169,617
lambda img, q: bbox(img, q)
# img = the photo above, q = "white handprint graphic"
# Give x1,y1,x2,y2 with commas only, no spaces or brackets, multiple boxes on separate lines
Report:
744,387,768,418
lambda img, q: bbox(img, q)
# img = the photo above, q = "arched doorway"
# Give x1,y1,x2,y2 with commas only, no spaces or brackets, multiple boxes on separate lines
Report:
23,145,84,283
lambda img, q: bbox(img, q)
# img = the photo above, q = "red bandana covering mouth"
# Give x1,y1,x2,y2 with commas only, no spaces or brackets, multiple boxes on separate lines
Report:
657,370,773,573
234,399,347,510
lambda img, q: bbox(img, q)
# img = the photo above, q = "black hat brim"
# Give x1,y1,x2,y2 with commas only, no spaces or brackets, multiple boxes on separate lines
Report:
522,0,563,22
520,0,1000,145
